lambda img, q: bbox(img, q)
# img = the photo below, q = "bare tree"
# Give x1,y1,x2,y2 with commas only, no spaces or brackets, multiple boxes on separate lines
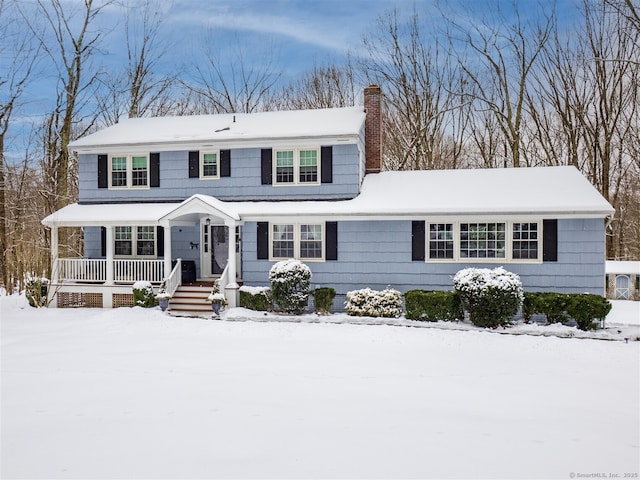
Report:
275,62,358,110
96,0,176,125
185,32,281,114
0,0,40,291
447,0,554,168
360,7,466,171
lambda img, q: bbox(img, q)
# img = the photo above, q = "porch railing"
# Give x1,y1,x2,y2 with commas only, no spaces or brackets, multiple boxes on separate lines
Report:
163,258,182,297
56,258,164,284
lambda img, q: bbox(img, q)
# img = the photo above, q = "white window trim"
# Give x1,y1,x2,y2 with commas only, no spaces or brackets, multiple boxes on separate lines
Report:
113,226,157,258
108,154,150,190
272,147,321,186
425,220,542,264
269,222,325,262
200,150,220,180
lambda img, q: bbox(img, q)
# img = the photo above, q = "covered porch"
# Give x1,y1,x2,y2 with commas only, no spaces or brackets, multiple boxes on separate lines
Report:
42,195,242,308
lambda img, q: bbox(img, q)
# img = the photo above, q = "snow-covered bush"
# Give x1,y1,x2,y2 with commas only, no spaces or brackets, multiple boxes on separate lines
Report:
453,267,523,328
269,259,311,314
25,276,49,308
345,286,403,318
207,279,226,304
132,281,155,308
240,286,272,311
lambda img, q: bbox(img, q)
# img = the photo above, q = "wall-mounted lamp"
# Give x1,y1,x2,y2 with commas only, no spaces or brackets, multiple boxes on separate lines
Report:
190,242,199,250
205,218,211,226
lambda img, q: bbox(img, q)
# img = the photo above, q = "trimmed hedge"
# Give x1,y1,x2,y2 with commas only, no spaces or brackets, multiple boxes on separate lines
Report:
269,259,311,314
313,287,336,314
522,292,612,330
405,290,463,321
239,287,272,311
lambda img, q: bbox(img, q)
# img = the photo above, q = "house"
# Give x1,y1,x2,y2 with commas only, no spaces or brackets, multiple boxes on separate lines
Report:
606,261,640,300
42,85,615,312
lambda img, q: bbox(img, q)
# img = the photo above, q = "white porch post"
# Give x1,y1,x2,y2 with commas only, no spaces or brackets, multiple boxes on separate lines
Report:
50,226,59,284
49,226,59,307
225,220,239,308
162,223,172,280
105,226,114,285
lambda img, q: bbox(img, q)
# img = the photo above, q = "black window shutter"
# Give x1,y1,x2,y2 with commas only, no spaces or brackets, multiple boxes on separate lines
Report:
156,226,165,257
100,227,106,257
188,151,199,178
543,219,558,262
150,152,160,187
326,221,338,260
412,221,426,261
261,149,272,185
98,154,108,188
220,150,231,177
321,146,333,184
257,222,269,259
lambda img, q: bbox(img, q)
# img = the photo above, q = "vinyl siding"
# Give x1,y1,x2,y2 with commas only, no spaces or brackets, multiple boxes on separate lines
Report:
78,144,361,203
241,218,607,304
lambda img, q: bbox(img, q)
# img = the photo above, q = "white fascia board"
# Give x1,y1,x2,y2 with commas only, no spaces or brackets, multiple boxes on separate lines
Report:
70,134,360,154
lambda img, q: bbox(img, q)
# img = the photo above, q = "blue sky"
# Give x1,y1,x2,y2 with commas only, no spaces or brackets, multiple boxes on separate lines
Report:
6,0,583,161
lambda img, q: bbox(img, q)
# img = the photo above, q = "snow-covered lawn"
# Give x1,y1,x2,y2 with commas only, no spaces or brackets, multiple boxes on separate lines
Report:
1,296,639,479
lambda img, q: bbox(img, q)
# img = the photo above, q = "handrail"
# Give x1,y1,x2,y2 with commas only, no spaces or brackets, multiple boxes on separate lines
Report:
219,263,229,295
164,258,182,297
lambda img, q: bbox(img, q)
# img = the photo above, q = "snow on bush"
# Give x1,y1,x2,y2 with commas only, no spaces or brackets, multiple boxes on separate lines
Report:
132,281,155,308
25,276,49,308
239,286,272,311
345,286,403,318
453,267,524,328
269,259,311,314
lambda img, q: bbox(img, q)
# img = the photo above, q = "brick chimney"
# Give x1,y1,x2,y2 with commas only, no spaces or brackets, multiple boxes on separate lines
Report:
364,85,382,174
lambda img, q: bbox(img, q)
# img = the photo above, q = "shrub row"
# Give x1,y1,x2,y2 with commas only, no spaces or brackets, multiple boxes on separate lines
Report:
523,292,611,330
404,290,463,321
345,287,403,318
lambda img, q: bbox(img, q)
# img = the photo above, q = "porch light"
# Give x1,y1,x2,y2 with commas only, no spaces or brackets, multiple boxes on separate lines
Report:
205,218,211,226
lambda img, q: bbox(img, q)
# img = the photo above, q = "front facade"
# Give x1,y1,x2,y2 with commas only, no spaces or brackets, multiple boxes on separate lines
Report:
43,86,615,309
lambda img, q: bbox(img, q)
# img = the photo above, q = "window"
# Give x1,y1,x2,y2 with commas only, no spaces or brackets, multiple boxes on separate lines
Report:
272,224,294,258
271,223,324,260
273,148,320,185
201,152,219,179
109,154,149,188
424,221,541,263
460,223,506,259
512,222,539,259
115,227,132,255
429,223,454,259
136,226,156,256
114,226,155,257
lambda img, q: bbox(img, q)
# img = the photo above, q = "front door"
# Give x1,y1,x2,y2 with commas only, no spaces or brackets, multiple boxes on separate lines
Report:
201,222,228,278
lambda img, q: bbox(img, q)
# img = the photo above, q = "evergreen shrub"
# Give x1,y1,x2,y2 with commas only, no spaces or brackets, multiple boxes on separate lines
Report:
313,287,336,314
239,286,272,311
269,259,311,314
25,277,49,307
522,292,611,330
345,286,402,318
453,267,524,328
404,290,463,321
132,281,155,308
566,293,612,331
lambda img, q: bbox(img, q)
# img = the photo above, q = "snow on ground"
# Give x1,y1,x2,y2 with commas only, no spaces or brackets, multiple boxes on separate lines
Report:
1,296,639,479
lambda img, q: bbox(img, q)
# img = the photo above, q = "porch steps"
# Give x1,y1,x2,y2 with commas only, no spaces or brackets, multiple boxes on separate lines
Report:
168,285,213,316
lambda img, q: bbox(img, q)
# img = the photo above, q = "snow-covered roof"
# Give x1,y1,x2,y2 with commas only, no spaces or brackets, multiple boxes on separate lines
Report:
68,107,366,152
42,202,177,227
606,261,640,275
42,166,613,227
233,166,614,220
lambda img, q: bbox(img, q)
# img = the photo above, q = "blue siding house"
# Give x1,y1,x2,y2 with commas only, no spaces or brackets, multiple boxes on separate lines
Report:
43,86,614,311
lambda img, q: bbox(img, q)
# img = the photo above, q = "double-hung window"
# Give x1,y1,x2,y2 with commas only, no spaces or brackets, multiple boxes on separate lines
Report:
109,154,149,188
271,223,324,261
200,151,219,179
425,221,541,262
273,148,319,185
114,226,156,257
